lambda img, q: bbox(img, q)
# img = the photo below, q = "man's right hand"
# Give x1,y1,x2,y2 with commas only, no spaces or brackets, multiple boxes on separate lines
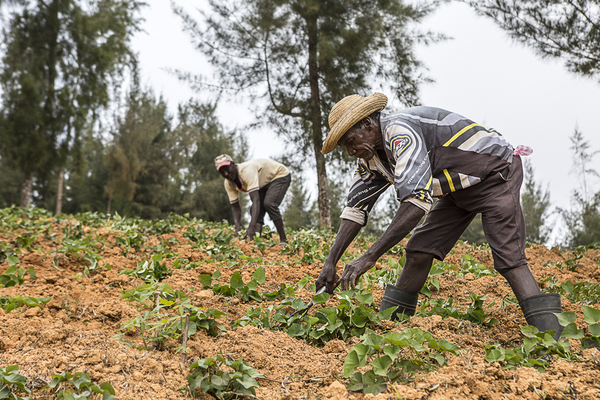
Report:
316,263,338,294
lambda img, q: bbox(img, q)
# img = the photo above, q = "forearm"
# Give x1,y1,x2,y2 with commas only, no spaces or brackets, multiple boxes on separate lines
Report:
363,202,425,261
231,202,242,230
324,219,363,267
248,191,260,228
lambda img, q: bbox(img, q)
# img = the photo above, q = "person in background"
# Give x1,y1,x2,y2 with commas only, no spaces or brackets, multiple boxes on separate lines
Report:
215,154,291,245
315,93,564,339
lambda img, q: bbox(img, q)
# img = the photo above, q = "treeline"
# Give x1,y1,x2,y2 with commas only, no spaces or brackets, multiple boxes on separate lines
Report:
0,0,599,248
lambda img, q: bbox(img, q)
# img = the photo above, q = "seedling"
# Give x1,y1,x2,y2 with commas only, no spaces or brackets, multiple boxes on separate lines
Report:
46,371,116,400
0,296,51,313
344,328,460,394
188,355,263,399
0,256,35,288
0,365,31,400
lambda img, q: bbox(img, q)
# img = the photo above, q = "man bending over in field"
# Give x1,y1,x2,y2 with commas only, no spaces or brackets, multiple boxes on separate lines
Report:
215,155,291,245
315,93,563,338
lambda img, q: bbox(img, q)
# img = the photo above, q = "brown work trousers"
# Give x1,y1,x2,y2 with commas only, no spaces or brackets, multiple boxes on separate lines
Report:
405,155,526,273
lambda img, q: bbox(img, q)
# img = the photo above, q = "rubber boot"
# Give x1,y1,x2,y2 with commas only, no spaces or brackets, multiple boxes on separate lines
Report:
519,293,564,340
379,284,419,321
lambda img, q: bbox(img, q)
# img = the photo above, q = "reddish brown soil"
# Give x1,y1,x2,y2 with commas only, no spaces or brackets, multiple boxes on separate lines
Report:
1,221,600,400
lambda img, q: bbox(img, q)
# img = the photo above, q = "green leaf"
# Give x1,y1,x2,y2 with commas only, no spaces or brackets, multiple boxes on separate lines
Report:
230,272,244,290
312,292,330,305
6,255,19,266
555,311,577,327
252,267,265,285
561,323,583,340
582,306,600,325
372,355,393,376
362,371,387,395
343,349,360,378
198,274,212,289
346,372,364,392
588,323,600,336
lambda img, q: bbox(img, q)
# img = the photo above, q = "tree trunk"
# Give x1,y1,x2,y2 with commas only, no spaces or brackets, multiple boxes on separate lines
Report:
306,13,331,227
107,194,112,215
55,168,64,214
20,171,34,207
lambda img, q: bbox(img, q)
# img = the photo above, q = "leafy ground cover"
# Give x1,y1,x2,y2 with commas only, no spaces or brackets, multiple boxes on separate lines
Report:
0,207,599,399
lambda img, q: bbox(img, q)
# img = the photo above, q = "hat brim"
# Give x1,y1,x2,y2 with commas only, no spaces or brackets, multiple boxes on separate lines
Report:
322,93,388,154
216,160,232,170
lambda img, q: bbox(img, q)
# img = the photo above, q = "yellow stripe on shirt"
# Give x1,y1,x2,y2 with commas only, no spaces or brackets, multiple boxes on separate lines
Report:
443,123,481,147
443,169,455,192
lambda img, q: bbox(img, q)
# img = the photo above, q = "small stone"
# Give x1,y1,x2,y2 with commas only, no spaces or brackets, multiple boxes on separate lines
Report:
23,307,40,317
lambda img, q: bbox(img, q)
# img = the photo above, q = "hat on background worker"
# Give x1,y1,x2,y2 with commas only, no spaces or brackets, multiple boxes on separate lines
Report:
214,154,233,170
322,92,388,154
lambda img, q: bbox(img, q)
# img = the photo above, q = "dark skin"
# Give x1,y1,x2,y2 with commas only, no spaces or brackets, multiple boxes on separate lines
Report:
218,162,261,240
316,115,426,293
316,115,541,301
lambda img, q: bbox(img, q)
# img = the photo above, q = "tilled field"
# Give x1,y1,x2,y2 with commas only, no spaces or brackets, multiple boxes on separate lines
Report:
1,209,599,399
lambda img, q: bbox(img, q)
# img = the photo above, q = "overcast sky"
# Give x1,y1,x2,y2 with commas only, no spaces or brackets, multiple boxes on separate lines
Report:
132,1,600,244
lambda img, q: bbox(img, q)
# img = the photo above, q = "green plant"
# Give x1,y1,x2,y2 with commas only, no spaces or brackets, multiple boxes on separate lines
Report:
0,296,51,313
200,267,267,302
418,293,498,328
117,282,226,350
47,371,116,400
0,256,35,288
541,278,600,304
277,289,394,345
0,365,31,400
457,254,495,278
115,228,147,255
120,253,172,283
187,355,263,399
343,328,460,394
484,326,573,372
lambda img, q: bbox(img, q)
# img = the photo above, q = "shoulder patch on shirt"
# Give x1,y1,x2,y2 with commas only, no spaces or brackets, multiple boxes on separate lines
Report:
390,135,412,159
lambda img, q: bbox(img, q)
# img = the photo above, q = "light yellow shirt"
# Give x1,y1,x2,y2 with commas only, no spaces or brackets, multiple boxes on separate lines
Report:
224,158,289,203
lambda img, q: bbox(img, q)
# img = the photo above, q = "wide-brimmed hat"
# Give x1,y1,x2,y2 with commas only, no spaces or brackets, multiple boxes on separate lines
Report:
322,93,388,154
214,154,233,170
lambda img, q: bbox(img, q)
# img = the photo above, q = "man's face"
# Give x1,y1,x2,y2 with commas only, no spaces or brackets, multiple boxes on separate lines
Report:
338,123,379,161
218,163,237,181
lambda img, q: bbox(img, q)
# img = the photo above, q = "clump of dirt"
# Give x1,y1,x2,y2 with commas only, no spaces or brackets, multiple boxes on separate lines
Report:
1,219,599,399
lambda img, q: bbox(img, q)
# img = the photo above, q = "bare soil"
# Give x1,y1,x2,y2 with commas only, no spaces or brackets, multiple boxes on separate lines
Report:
1,220,600,400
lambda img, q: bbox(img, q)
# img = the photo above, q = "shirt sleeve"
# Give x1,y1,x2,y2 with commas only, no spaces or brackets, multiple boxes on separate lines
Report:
340,162,391,226
224,180,239,204
386,124,433,205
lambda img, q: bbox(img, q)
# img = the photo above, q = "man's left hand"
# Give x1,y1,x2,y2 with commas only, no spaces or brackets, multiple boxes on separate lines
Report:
340,256,377,290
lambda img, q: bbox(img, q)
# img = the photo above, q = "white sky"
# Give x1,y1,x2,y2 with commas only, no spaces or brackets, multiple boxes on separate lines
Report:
132,1,600,243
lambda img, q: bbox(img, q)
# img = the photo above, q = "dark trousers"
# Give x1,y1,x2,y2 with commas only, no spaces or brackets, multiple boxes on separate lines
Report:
405,156,526,273
251,174,291,224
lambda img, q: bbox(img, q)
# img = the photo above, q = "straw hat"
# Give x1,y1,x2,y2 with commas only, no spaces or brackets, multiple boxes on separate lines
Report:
322,93,388,154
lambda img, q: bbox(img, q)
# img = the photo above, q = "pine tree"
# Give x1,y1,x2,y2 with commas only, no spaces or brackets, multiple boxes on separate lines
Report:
173,0,442,227
465,0,600,80
284,183,313,231
521,159,552,244
560,128,600,247
0,0,142,208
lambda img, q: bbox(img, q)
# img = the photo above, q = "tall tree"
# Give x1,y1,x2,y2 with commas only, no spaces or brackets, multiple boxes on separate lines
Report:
169,99,249,222
521,159,552,244
173,0,441,226
284,182,313,230
0,0,142,208
559,128,600,247
104,88,171,217
465,0,600,80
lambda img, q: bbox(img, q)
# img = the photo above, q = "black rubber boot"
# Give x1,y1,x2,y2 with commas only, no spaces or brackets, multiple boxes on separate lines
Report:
380,284,419,321
519,293,564,340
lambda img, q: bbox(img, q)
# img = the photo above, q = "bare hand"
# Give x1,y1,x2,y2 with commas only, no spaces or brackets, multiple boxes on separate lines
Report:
316,263,338,294
245,227,255,241
340,256,377,291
